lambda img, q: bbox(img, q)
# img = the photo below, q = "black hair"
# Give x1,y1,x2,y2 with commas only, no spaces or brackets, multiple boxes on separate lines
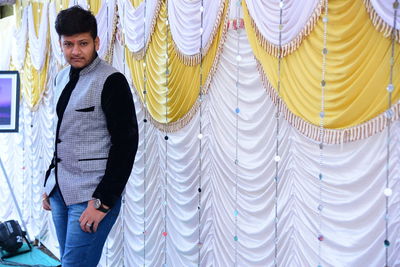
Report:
55,5,97,39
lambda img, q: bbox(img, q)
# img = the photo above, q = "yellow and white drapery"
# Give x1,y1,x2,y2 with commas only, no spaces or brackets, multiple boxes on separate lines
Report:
1,23,399,267
1,0,400,266
244,0,400,142
124,0,229,130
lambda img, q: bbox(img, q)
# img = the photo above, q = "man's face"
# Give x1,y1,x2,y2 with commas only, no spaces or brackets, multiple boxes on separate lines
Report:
60,32,99,69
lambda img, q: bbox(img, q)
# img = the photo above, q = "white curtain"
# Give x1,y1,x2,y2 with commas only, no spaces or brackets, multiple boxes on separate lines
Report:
27,2,49,71
49,2,65,66
96,0,117,58
168,0,224,56
118,0,160,54
0,16,14,69
96,25,398,267
243,0,322,46
12,6,28,70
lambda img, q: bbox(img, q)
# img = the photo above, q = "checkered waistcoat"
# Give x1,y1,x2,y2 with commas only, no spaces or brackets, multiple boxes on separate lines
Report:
44,57,118,205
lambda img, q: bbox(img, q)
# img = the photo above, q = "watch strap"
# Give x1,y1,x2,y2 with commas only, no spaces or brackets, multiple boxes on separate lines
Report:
96,205,110,213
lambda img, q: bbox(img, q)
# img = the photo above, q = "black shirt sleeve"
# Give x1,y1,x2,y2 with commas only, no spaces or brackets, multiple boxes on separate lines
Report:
92,72,139,208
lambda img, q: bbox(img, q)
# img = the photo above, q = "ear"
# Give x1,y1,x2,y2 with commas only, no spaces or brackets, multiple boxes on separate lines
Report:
94,36,100,51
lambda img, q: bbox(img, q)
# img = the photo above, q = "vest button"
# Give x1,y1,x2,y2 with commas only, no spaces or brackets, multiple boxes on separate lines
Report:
56,158,62,163
57,139,62,143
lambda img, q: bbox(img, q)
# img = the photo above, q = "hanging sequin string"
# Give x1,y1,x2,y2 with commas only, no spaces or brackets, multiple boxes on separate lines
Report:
197,1,204,265
273,1,284,266
233,1,242,266
163,0,170,265
384,2,398,266
142,0,148,265
317,1,328,267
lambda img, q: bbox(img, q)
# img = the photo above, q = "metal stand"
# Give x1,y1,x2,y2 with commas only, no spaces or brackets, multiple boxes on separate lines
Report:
0,156,32,243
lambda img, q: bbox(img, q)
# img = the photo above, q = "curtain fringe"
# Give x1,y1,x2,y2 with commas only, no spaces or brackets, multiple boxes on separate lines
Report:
173,0,226,66
363,0,400,42
138,0,230,132
248,0,324,58
130,0,163,60
257,61,399,144
105,3,119,64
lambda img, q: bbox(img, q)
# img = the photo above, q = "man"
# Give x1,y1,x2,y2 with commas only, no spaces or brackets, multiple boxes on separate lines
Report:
42,6,138,267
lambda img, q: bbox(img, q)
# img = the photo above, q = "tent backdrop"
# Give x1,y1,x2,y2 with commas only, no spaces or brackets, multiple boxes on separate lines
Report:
0,0,399,266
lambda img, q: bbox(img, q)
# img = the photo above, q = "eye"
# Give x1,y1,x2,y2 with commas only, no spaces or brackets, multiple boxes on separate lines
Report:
63,42,72,47
80,42,88,46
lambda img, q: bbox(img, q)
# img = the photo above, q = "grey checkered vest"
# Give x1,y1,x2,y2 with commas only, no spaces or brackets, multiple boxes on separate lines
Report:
44,57,118,205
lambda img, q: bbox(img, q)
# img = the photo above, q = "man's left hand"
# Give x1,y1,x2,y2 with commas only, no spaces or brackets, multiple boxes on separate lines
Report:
79,200,108,233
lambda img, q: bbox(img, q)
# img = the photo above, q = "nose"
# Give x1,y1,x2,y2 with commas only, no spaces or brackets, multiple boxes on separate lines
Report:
71,44,81,55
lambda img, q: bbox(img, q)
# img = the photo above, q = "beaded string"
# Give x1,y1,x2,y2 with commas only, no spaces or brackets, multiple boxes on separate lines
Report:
383,2,398,266
163,1,170,265
317,1,329,267
273,1,284,266
197,0,205,266
142,0,148,265
233,1,242,266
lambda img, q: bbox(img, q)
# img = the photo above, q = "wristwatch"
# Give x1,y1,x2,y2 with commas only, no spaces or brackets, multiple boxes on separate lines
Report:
94,198,110,213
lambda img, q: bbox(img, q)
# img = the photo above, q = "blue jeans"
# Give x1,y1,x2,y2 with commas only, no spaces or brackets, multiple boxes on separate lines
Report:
49,187,121,267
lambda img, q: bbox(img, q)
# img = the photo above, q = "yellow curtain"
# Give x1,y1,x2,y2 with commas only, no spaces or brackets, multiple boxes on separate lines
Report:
87,0,101,14
21,45,49,110
244,0,400,129
126,0,228,128
131,0,144,9
12,1,49,110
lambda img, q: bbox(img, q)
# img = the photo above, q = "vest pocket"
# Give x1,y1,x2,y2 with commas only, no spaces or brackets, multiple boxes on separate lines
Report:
75,106,95,112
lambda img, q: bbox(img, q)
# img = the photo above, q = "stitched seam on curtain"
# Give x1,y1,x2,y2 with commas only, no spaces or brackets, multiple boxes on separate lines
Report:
257,61,399,144
363,0,400,42
172,0,226,66
131,0,163,60
140,0,230,133
244,0,324,58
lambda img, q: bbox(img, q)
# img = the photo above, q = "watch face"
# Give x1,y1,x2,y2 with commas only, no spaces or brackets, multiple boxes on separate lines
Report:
94,199,101,209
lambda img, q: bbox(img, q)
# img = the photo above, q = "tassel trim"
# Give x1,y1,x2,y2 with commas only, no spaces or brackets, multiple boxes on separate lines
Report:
257,61,399,144
134,0,230,132
248,0,324,58
172,0,226,66
363,0,400,42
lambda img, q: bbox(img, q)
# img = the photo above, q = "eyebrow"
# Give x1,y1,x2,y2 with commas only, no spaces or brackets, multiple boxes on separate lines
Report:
63,39,90,43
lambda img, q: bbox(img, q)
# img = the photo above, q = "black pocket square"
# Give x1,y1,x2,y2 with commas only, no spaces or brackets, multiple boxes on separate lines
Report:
75,106,95,112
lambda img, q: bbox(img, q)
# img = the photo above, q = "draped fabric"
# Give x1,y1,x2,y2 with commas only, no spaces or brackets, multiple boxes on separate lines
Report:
243,0,400,131
168,0,225,64
21,45,50,110
243,0,324,57
49,2,65,66
118,0,162,58
0,16,14,69
1,1,400,266
28,2,49,71
12,6,28,70
364,0,400,41
10,0,400,133
1,26,400,266
125,0,229,129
